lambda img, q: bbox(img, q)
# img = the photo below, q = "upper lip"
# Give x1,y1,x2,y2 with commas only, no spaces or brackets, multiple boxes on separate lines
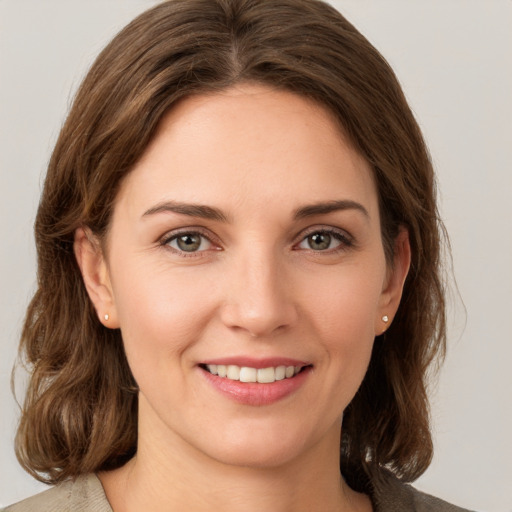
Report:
199,357,310,369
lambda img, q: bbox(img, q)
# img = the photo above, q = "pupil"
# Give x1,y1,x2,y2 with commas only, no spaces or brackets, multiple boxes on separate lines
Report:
309,233,331,250
177,234,201,252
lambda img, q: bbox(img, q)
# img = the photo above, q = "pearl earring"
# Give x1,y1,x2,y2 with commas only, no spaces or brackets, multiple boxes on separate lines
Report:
104,314,109,321
382,315,389,323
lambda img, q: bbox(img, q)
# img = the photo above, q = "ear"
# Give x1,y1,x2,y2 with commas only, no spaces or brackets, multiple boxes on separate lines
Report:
375,227,411,335
74,227,119,328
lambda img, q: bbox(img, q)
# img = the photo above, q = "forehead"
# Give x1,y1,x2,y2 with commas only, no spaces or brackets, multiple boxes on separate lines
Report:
115,84,379,221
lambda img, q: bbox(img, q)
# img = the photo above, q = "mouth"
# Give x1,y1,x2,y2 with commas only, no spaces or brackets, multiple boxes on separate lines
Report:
200,363,308,383
198,358,313,405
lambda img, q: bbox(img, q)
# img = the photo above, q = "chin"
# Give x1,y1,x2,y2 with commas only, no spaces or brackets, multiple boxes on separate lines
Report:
191,420,326,471
209,441,307,470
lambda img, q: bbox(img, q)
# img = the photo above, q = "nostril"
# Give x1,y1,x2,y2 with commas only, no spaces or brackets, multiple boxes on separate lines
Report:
219,301,299,338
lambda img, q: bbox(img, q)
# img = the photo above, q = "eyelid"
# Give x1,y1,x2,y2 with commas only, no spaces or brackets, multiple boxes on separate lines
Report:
293,225,355,250
158,227,222,253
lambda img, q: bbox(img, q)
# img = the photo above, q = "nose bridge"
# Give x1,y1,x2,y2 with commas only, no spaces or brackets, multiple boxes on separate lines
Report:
221,242,297,337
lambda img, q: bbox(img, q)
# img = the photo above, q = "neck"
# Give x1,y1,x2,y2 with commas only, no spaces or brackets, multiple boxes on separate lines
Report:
100,401,370,512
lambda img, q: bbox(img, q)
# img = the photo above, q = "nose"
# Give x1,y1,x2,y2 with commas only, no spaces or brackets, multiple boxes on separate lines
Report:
219,248,299,338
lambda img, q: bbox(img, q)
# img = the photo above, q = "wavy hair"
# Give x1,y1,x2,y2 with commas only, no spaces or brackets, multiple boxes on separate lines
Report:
15,0,446,493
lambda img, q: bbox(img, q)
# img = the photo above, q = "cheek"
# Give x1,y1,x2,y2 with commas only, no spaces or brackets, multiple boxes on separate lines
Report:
110,258,216,361
306,262,384,336
304,262,384,380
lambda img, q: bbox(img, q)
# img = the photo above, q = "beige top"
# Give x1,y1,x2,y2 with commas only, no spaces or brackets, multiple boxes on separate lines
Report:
3,474,112,512
3,472,474,511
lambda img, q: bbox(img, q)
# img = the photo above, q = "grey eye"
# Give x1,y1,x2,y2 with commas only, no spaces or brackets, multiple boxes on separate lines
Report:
298,231,344,251
168,233,211,252
307,233,333,250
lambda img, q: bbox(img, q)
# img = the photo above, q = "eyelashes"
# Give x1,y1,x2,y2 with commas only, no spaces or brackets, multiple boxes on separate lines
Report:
159,228,220,258
165,232,213,253
296,228,354,252
159,226,355,257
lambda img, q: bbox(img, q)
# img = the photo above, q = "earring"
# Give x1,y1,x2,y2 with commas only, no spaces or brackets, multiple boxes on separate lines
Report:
382,315,389,323
104,314,109,321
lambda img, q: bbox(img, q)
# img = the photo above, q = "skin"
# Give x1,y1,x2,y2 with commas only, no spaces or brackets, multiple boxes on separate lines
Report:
75,84,410,512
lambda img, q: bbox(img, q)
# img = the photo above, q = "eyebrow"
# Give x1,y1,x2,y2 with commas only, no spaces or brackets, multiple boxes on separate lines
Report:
293,200,369,220
142,199,369,222
142,201,229,222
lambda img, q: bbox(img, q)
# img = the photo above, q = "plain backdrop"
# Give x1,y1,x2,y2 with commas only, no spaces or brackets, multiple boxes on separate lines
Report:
1,1,511,510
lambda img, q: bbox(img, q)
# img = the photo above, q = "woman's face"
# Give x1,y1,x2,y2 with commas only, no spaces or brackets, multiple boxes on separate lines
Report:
81,84,408,469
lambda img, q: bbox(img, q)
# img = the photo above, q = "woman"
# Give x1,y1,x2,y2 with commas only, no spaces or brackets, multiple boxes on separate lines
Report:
5,0,473,510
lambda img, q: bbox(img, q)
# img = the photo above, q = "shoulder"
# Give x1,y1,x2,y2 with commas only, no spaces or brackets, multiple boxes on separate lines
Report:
2,474,112,512
370,471,475,512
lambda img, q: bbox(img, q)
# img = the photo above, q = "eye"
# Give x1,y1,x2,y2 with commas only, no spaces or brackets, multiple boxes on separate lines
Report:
165,232,213,253
297,229,352,251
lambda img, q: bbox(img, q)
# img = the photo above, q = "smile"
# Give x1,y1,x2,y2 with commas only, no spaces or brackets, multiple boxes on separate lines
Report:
204,364,303,383
199,360,312,405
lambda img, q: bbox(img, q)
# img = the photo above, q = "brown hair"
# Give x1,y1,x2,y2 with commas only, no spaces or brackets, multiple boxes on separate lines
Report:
15,0,446,492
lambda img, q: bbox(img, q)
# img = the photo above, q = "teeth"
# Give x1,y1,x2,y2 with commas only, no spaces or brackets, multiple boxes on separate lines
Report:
227,365,240,380
257,367,275,383
275,366,286,381
205,364,302,383
240,367,257,383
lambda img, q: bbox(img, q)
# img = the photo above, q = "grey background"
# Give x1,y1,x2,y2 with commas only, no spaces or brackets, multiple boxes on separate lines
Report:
1,1,511,510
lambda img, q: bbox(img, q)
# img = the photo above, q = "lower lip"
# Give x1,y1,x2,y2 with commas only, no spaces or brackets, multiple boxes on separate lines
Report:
200,366,311,406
